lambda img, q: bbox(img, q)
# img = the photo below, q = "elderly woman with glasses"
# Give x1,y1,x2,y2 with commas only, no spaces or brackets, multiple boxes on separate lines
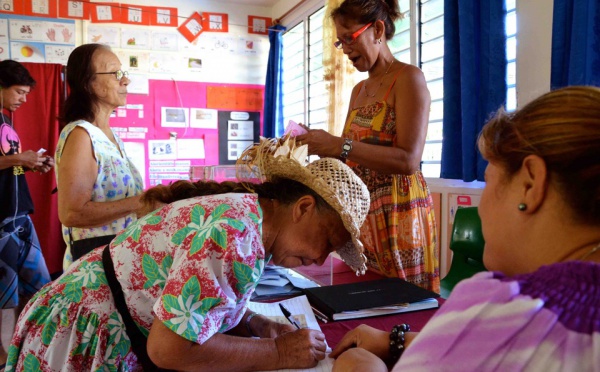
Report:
55,43,149,270
296,0,438,292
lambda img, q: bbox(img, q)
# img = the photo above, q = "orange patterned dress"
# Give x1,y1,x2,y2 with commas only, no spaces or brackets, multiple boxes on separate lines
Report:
343,75,439,293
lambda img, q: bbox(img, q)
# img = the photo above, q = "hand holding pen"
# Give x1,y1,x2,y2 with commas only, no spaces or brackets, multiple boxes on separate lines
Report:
279,303,302,329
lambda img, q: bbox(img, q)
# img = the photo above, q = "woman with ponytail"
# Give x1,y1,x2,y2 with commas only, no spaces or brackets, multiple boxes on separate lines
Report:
296,0,439,292
7,137,371,371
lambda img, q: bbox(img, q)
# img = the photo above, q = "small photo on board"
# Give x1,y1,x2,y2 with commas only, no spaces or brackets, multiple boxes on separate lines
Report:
161,107,189,128
148,139,177,160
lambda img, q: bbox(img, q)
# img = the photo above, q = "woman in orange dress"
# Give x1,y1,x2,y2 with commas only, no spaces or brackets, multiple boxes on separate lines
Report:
297,0,438,292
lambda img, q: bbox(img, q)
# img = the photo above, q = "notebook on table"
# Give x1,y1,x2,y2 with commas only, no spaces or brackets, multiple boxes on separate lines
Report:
303,277,440,321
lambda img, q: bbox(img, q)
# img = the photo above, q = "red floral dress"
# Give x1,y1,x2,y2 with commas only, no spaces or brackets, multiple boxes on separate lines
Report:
7,193,267,371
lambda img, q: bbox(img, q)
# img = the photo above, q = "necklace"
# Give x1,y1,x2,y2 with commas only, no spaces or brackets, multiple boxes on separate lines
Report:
580,242,600,261
363,59,395,98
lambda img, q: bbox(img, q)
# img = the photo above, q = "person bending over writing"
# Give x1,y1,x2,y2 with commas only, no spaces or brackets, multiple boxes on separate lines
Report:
7,136,371,371
330,86,600,372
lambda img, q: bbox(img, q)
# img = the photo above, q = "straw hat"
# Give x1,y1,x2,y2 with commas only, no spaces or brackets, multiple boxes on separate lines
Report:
237,136,370,275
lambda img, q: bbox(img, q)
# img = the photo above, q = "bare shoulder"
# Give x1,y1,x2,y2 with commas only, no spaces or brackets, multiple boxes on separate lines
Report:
391,63,430,100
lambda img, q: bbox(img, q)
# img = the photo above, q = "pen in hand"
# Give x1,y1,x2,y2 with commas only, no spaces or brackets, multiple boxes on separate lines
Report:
279,303,301,329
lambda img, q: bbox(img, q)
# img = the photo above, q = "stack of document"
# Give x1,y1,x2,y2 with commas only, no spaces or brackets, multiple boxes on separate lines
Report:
303,277,440,321
252,265,320,301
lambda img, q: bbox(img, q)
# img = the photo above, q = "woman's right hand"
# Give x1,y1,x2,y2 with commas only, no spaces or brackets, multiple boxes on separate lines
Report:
274,328,328,369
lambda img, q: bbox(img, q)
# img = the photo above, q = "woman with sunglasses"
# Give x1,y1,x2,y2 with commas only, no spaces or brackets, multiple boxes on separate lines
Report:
296,0,438,291
55,44,149,270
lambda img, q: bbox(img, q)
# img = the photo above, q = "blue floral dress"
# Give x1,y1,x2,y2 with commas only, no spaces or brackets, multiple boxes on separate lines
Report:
55,121,144,270
6,193,267,371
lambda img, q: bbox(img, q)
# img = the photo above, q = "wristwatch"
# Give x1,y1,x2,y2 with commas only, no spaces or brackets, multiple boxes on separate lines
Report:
340,138,353,159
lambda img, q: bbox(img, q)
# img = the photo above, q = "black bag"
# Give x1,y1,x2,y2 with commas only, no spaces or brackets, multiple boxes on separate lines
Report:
71,234,116,261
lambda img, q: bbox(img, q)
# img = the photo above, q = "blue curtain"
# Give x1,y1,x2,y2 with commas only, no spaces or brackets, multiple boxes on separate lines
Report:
263,24,287,138
441,1,507,181
551,0,600,88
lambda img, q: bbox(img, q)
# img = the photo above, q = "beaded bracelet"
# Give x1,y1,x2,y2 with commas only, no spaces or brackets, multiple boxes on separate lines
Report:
245,312,259,337
389,323,410,364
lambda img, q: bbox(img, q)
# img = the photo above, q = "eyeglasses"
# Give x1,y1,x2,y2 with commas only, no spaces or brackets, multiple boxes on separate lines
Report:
334,22,373,49
95,70,129,81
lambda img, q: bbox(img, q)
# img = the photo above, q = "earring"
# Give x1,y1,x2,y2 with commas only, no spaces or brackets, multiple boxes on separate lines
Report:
377,38,382,44
518,203,527,211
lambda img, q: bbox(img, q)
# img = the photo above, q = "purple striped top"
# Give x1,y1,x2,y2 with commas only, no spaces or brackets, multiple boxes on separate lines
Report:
394,261,600,371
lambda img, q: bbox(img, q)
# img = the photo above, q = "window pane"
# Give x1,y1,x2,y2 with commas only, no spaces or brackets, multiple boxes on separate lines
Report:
506,36,516,60
421,37,444,63
389,29,410,54
427,79,443,101
422,57,443,81
421,0,443,22
507,61,516,86
426,121,443,141
422,142,442,162
421,16,443,43
506,86,517,112
429,99,444,122
506,11,517,37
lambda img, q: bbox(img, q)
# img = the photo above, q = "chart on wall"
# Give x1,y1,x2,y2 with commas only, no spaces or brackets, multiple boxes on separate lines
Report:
0,14,75,63
218,111,260,165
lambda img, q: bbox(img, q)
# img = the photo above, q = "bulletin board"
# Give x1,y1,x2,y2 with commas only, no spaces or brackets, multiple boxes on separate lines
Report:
108,79,264,187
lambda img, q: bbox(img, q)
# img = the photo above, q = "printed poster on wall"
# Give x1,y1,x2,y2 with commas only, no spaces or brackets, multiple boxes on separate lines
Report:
160,107,189,128
0,18,9,59
44,44,73,63
87,25,119,47
120,28,150,49
11,41,45,62
151,31,178,51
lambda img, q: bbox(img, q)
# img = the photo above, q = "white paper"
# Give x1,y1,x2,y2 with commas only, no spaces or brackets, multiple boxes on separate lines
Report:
122,141,146,189
161,107,189,128
156,9,172,25
190,108,218,129
227,141,253,161
67,1,84,18
227,120,253,140
176,139,205,159
127,73,149,95
248,296,334,372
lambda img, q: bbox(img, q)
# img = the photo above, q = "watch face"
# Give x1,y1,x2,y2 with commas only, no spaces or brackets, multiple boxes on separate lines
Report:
342,143,352,151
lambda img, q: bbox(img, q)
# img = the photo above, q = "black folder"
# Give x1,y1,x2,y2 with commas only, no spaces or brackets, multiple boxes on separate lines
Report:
303,277,440,321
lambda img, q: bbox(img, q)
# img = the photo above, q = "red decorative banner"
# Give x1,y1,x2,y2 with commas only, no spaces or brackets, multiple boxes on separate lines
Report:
149,6,178,27
248,15,271,35
120,4,150,25
90,2,121,23
177,12,203,43
23,0,58,18
58,0,89,20
202,12,228,33
0,0,24,14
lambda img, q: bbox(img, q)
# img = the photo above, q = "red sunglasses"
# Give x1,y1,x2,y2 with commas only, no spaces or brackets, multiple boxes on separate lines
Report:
334,22,373,49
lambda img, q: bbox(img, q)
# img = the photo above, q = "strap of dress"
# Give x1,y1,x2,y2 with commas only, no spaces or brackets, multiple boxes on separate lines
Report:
382,64,408,101
102,245,174,372
351,81,365,109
